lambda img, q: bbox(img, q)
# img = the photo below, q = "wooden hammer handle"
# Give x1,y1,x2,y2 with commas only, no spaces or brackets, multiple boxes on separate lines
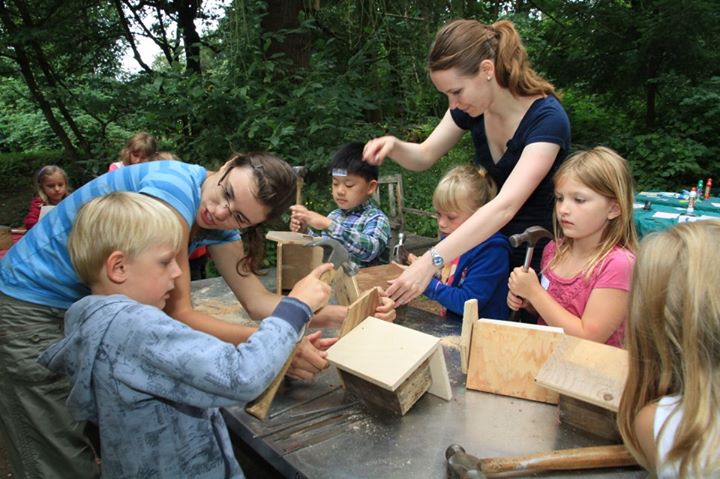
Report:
480,445,636,475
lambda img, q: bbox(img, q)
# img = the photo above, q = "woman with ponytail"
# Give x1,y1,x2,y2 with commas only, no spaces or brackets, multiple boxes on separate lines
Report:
364,19,570,309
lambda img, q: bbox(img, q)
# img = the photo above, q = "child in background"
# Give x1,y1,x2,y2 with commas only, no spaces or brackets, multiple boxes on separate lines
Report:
152,150,180,161
408,165,510,321
39,192,332,478
618,220,720,478
290,142,391,266
24,165,71,230
108,131,157,171
507,146,637,347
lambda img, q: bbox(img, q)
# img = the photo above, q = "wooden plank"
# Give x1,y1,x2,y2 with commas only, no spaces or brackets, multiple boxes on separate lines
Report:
356,263,403,293
265,231,315,244
334,270,360,306
338,358,432,415
327,317,443,391
466,319,564,404
340,287,380,337
276,243,323,293
558,395,621,442
460,299,478,374
534,335,629,412
245,349,296,420
427,345,453,400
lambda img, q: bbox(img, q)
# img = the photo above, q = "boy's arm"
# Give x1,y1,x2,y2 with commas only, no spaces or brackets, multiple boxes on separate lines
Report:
123,299,312,408
324,209,391,263
290,205,331,232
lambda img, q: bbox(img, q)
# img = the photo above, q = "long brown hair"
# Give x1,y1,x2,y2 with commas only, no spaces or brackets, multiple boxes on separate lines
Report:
118,131,157,166
218,152,297,275
428,19,556,98
618,221,720,477
549,146,638,279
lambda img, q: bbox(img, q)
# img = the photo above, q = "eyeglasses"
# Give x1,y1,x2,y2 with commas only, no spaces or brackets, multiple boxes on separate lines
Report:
216,165,251,229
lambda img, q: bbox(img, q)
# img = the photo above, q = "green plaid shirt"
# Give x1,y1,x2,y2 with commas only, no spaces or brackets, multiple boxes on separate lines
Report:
317,200,390,266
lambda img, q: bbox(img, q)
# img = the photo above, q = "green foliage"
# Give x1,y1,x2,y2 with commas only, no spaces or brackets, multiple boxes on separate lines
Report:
0,150,67,189
1,0,719,239
619,132,709,191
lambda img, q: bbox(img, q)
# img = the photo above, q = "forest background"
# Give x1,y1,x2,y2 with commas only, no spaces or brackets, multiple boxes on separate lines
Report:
1,0,719,243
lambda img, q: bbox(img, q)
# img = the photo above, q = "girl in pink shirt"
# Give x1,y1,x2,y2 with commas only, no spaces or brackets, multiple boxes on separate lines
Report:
507,146,638,347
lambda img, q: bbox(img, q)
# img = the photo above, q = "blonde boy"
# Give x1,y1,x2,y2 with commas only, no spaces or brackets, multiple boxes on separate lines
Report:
39,192,331,478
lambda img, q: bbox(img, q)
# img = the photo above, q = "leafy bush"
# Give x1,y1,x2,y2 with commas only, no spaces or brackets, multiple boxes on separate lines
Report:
0,150,68,189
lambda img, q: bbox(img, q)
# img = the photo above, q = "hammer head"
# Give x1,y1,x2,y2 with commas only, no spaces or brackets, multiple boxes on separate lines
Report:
508,226,552,248
305,237,358,276
445,444,486,479
292,166,307,178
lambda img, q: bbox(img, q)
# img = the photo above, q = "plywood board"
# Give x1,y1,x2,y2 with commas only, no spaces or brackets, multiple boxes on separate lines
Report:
535,335,629,412
265,231,315,244
340,287,380,337
466,319,564,404
356,263,403,293
328,317,447,394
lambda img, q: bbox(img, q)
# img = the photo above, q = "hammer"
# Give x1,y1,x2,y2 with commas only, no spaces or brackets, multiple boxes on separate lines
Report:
508,226,553,272
305,237,359,284
245,237,355,420
507,226,552,321
446,443,637,478
293,166,307,205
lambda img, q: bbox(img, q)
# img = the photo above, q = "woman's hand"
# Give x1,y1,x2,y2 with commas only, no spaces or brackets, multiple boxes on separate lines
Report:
507,266,541,303
362,136,397,165
385,252,435,305
288,263,334,312
287,331,338,380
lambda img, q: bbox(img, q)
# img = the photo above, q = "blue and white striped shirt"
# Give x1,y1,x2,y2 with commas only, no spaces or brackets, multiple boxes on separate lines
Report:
0,161,240,309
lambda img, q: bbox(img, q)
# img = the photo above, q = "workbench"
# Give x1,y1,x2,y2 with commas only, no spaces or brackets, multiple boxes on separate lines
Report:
191,276,645,478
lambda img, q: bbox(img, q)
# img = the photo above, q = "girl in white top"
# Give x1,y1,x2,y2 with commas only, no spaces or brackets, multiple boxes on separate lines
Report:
618,220,720,478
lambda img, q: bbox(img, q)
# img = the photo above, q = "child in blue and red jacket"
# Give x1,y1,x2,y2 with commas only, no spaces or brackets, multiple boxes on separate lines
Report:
408,165,510,321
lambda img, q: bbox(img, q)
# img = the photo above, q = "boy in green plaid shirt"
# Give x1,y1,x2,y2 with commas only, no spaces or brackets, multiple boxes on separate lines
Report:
290,142,391,266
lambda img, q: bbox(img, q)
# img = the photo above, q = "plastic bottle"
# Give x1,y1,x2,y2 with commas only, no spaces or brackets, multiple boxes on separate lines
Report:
705,178,713,200
687,187,697,215
697,180,704,200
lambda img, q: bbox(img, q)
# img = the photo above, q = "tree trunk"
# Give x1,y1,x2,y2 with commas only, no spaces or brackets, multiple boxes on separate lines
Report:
0,0,80,161
176,0,202,75
13,0,93,158
261,0,311,69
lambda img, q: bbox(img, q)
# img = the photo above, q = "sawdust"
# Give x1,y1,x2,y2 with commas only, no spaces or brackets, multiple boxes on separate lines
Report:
193,298,256,326
439,335,461,350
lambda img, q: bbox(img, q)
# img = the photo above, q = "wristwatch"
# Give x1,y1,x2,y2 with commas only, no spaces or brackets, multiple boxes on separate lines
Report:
430,247,445,270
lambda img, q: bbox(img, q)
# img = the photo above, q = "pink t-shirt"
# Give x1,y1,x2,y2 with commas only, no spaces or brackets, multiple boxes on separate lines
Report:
538,241,635,347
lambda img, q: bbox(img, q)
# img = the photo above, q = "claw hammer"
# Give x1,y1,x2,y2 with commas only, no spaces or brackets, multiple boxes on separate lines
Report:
446,443,637,478
507,226,552,321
